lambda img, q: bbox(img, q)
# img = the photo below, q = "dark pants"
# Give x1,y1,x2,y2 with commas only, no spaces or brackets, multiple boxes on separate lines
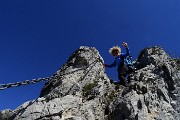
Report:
118,65,129,86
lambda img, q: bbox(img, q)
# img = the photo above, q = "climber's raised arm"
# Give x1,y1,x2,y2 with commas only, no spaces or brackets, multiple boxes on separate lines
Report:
122,42,130,56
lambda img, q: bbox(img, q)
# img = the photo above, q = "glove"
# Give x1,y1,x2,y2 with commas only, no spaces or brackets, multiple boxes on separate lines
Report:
103,64,108,67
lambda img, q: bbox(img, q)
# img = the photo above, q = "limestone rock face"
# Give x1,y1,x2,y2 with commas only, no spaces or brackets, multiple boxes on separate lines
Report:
107,46,180,120
0,46,113,120
1,46,180,120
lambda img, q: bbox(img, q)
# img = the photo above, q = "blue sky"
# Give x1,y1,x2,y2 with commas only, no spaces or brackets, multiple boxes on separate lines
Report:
0,0,180,110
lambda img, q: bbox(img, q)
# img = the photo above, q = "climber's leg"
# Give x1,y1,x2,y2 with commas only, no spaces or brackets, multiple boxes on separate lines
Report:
118,65,129,86
118,74,128,86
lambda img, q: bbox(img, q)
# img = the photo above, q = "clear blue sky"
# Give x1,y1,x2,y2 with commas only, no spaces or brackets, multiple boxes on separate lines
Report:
0,0,180,110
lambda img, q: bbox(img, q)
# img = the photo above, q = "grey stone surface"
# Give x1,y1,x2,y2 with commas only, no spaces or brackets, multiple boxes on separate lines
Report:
108,46,180,120
1,46,180,120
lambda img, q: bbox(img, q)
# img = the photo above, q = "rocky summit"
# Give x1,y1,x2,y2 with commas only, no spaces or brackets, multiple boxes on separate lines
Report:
0,46,180,120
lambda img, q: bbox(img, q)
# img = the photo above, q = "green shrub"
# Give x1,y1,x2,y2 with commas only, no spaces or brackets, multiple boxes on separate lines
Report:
108,90,116,101
83,81,98,92
173,58,180,70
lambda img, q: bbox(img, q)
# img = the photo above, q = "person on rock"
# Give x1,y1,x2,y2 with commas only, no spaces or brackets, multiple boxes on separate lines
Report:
104,42,133,87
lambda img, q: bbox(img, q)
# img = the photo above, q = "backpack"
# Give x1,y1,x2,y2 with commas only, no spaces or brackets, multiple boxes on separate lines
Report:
120,55,135,73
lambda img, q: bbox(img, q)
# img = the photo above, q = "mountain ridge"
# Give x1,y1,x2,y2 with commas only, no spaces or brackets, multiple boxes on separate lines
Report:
0,46,180,120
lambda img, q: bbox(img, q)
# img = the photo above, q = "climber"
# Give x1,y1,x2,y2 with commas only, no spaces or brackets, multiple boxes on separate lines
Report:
104,42,134,87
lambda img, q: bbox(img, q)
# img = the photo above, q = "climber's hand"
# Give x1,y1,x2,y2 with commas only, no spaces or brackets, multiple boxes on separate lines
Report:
122,42,128,48
103,64,108,67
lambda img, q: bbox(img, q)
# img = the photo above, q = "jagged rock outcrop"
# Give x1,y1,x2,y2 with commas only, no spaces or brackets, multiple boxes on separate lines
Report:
1,46,180,120
107,46,180,120
0,46,114,120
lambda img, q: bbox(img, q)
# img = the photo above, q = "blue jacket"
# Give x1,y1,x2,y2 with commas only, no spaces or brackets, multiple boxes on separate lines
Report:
106,47,132,68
